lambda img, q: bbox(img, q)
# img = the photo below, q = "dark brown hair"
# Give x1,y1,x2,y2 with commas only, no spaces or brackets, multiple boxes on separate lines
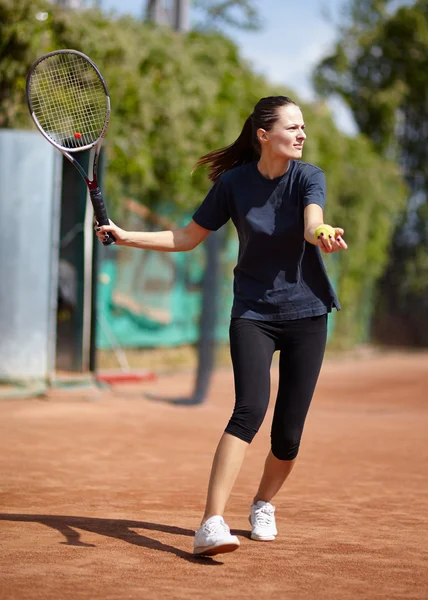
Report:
194,96,297,183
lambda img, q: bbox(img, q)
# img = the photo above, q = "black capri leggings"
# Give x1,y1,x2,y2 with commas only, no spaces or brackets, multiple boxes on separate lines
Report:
225,315,328,460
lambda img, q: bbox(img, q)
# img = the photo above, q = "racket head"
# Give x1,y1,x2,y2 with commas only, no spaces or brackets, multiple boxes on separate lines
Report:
26,49,110,153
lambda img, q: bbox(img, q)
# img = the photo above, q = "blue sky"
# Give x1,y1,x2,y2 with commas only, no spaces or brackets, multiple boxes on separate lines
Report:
99,0,358,134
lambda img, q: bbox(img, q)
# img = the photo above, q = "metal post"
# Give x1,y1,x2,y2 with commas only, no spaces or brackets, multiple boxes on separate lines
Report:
145,0,189,30
146,0,165,24
174,0,189,31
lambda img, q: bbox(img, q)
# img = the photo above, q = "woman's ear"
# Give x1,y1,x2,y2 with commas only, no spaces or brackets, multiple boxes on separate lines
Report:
257,128,268,144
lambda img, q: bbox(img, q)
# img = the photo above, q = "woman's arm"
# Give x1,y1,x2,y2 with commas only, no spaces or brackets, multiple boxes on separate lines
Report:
95,219,211,252
303,204,347,253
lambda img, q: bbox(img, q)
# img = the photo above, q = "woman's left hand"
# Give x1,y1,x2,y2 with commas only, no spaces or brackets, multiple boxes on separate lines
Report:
318,227,348,254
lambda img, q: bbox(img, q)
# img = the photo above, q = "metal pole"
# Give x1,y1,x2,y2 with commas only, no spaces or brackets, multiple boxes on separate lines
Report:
145,228,224,406
146,0,165,23
174,0,189,31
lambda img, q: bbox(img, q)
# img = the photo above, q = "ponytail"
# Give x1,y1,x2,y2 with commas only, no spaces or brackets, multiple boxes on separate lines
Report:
193,114,259,184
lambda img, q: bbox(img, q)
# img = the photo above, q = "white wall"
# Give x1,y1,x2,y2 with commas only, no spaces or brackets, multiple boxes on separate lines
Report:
0,129,62,381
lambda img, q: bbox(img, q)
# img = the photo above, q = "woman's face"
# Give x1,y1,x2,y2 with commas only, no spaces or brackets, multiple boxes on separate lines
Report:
258,104,306,160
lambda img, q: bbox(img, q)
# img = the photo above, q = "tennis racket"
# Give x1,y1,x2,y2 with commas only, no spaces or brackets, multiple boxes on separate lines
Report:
26,49,115,246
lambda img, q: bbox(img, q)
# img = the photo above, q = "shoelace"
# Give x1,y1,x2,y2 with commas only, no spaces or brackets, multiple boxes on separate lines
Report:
203,519,229,536
253,505,274,527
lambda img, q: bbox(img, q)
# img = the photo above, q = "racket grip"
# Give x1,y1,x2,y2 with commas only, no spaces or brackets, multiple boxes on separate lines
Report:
89,187,115,246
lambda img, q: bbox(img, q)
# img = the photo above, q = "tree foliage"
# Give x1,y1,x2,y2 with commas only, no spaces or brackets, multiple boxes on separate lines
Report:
0,0,407,347
192,0,262,31
0,0,52,127
301,103,406,344
314,0,428,345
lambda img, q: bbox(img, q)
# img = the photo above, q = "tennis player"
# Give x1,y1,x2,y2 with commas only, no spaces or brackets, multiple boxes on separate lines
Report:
95,96,347,557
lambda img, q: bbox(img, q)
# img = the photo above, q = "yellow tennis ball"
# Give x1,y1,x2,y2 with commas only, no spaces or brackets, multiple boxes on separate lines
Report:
314,224,336,240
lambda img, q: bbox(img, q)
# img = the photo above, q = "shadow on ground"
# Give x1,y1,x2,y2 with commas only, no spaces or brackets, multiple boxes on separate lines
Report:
0,513,223,565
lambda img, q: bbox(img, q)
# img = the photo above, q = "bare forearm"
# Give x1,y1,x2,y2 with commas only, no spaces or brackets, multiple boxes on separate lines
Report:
121,228,195,252
95,218,209,250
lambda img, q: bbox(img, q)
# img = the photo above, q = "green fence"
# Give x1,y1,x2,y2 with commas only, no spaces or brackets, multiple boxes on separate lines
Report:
96,246,236,348
96,202,235,349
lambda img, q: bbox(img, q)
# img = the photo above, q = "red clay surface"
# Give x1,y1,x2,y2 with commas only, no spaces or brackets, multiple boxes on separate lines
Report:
0,351,427,600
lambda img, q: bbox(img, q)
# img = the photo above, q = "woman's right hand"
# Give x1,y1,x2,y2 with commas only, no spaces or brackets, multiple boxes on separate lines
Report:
317,227,348,254
94,219,128,246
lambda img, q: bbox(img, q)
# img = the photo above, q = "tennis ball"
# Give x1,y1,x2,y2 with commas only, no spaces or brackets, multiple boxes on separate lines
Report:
314,224,336,240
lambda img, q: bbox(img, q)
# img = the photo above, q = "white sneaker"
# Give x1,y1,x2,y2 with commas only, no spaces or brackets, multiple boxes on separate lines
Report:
193,515,240,556
249,501,278,541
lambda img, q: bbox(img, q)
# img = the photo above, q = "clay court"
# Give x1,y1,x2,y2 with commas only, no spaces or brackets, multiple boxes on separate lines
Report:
1,351,427,599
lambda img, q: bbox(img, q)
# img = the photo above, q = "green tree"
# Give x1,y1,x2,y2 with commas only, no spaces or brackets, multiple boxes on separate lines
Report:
314,0,428,345
192,0,261,30
301,101,406,345
0,0,54,127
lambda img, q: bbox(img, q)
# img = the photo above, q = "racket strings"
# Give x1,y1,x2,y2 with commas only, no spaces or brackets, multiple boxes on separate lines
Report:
29,53,108,149
33,56,104,143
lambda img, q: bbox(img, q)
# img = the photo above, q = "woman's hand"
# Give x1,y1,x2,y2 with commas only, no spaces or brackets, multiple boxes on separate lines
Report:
94,219,128,246
304,206,347,254
317,227,348,254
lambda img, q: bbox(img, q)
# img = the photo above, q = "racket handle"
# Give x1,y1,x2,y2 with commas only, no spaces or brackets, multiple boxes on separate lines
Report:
89,187,116,246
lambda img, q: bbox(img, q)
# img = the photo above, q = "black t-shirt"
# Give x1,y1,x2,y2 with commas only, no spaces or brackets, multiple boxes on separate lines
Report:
192,160,340,320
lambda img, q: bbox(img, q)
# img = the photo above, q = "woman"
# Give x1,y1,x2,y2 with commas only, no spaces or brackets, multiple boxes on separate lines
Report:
95,96,347,557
